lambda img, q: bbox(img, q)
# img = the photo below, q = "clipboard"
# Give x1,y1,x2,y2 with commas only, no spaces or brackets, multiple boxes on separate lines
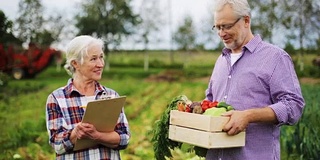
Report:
73,96,126,151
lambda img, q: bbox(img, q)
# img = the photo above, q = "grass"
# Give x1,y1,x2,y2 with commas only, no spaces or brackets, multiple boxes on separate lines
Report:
0,50,319,159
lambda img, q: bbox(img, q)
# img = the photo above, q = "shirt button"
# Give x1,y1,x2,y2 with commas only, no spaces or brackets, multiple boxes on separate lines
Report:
228,75,231,79
224,95,227,99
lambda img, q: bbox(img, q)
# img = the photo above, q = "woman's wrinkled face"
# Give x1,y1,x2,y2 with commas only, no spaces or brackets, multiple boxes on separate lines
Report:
75,44,105,81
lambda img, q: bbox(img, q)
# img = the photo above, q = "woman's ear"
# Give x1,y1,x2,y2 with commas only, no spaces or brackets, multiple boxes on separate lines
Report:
71,60,79,70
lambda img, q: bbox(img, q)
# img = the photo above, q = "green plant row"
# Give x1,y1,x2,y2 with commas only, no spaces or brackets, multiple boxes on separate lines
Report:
280,85,320,160
1,51,320,159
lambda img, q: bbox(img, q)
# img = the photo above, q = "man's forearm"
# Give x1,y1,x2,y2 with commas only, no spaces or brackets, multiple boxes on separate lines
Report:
245,107,278,124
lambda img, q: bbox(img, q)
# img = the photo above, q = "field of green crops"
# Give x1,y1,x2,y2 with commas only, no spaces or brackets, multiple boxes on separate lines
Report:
0,51,319,160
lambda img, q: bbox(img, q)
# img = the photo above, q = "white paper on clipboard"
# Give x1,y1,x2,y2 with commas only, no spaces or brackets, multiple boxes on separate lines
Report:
73,96,126,151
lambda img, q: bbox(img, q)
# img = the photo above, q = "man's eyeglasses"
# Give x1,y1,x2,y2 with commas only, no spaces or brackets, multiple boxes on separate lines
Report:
212,17,242,32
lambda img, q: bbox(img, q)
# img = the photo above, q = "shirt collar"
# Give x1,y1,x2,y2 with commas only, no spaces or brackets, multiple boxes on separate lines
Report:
244,34,262,53
222,34,262,56
64,78,105,96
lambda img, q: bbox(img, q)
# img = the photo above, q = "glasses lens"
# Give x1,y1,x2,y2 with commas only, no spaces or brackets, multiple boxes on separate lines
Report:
212,17,241,32
212,25,220,31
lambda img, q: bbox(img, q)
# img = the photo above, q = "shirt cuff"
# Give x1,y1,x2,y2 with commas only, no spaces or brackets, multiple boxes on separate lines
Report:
64,129,75,151
269,102,287,126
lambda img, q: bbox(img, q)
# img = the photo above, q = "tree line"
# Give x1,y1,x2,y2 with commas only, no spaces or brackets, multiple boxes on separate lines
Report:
0,0,319,67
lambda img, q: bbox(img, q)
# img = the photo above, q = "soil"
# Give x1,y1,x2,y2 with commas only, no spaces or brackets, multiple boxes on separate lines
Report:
299,77,320,85
144,70,184,82
145,70,320,85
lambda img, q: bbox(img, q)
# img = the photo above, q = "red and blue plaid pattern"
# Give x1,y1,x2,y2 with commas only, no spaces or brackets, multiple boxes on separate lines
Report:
46,78,130,159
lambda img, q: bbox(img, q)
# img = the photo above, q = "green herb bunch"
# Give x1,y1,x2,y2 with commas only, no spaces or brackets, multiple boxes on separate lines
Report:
151,95,207,160
151,95,185,160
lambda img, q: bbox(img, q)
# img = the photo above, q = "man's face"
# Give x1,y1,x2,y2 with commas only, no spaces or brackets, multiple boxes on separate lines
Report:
214,5,247,53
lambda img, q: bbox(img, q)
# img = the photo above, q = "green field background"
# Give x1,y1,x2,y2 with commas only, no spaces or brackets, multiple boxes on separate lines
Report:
1,51,319,160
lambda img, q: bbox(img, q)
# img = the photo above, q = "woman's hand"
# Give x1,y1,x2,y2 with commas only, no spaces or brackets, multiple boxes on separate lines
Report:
75,123,101,140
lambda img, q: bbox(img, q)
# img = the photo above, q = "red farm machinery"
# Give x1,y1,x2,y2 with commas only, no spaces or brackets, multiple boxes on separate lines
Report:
0,43,62,80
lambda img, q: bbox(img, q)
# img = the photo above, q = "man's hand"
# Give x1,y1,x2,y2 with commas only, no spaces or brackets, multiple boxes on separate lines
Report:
222,110,250,135
221,107,278,135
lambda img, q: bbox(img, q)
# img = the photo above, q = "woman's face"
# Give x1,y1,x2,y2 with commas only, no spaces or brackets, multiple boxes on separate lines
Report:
74,44,105,81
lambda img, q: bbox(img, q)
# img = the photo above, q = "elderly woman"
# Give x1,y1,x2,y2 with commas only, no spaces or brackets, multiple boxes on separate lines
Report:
45,35,130,159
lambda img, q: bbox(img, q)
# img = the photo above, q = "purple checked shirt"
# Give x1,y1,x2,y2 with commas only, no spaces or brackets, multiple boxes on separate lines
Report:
205,35,305,160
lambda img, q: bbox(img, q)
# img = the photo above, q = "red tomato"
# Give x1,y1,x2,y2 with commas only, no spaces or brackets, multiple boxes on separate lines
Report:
209,101,218,108
185,106,192,113
201,100,211,111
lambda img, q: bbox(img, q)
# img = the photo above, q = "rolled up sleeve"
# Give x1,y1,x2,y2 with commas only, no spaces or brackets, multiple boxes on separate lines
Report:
114,108,130,150
269,54,305,126
46,94,74,154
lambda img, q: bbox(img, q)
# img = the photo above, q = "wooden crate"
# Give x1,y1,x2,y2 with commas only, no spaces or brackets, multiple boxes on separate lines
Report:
169,110,245,148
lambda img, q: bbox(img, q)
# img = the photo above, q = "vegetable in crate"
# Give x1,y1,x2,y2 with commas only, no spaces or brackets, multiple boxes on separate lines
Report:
201,100,234,116
151,95,188,160
151,95,237,159
151,95,207,159
176,98,192,112
217,101,234,111
191,101,203,114
203,107,227,116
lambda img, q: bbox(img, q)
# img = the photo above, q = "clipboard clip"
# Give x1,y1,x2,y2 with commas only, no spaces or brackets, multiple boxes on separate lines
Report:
99,91,113,100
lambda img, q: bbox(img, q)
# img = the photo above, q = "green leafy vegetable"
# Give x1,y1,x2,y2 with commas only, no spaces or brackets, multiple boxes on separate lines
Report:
151,95,184,160
151,95,207,160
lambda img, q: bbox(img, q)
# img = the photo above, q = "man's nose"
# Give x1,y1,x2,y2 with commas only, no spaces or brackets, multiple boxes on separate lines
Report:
218,29,227,37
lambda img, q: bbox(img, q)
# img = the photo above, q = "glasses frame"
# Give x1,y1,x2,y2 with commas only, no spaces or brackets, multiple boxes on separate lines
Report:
212,17,242,32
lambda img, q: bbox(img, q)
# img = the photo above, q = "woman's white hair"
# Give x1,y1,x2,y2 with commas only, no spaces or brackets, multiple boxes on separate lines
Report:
64,35,104,76
213,0,251,17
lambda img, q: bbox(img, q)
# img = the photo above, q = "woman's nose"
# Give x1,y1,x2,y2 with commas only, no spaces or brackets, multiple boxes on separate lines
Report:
96,58,104,67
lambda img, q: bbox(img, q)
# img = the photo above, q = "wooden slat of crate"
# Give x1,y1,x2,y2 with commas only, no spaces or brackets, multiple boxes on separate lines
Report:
170,110,229,132
169,125,246,148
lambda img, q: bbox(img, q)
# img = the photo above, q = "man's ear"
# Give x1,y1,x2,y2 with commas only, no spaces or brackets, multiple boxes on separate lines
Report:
244,16,250,28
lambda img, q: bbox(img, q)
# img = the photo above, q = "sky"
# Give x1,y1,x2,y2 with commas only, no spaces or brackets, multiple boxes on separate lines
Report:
0,0,216,50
